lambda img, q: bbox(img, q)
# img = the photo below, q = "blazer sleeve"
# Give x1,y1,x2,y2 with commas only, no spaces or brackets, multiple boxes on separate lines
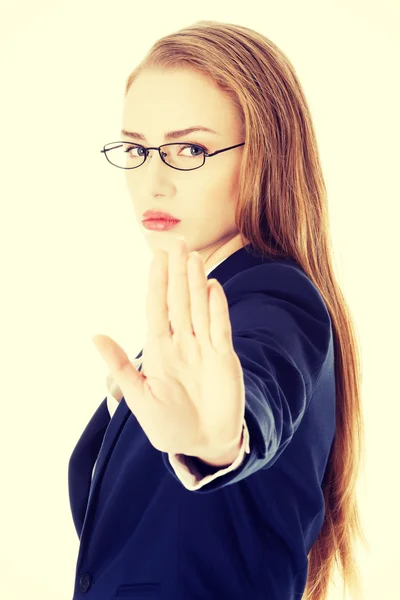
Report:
167,418,251,490
161,260,334,493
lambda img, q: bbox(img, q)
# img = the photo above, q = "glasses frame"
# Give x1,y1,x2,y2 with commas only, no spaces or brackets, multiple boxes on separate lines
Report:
100,141,246,171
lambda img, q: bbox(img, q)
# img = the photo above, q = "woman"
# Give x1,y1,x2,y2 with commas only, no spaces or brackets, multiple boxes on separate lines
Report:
68,20,367,600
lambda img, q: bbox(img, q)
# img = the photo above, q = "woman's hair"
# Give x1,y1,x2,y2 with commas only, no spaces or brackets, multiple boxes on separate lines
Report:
124,20,368,600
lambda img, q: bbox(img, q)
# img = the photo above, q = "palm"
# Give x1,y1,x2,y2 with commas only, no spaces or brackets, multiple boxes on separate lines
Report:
93,237,245,457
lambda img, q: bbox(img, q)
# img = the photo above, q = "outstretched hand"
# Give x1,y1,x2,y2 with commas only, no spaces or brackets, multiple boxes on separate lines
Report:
92,237,245,459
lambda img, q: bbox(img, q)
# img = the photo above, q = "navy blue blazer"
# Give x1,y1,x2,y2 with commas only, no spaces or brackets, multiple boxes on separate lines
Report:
68,243,336,599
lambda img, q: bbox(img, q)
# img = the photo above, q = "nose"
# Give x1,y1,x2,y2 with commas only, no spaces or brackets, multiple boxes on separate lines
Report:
146,148,166,165
142,149,167,174
131,148,172,198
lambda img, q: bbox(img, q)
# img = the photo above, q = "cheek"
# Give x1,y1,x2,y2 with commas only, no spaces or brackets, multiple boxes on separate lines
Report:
201,173,236,203
197,174,238,214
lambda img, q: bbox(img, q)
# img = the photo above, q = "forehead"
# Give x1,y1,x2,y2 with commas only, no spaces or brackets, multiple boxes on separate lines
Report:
122,68,240,137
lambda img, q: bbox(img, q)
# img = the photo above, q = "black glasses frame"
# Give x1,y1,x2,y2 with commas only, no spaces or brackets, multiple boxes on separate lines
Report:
100,141,246,171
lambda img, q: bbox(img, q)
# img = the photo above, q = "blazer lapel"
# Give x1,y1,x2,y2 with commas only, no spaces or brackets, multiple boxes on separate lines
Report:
83,349,143,522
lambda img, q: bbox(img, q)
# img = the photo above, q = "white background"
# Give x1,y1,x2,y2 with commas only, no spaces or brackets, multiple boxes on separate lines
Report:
0,1,399,598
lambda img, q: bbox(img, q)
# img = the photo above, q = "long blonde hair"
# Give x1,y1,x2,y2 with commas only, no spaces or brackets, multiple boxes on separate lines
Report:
124,20,368,600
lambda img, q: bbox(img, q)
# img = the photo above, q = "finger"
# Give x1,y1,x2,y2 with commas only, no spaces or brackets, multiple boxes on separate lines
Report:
92,334,145,406
187,251,210,345
146,249,170,340
208,279,234,352
167,238,193,338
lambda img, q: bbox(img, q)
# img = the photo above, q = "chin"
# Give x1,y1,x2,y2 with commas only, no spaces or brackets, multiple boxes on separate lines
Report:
144,232,191,252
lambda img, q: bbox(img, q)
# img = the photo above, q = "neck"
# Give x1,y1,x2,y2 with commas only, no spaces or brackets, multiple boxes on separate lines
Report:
203,233,248,273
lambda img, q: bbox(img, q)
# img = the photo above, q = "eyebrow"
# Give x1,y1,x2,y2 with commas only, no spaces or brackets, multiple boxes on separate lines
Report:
120,126,220,142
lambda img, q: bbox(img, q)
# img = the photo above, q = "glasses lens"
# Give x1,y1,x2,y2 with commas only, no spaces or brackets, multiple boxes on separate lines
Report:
160,144,205,170
103,143,205,170
103,143,145,169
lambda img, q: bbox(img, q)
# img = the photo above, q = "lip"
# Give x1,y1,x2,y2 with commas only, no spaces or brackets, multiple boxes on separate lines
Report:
142,210,180,221
142,219,180,232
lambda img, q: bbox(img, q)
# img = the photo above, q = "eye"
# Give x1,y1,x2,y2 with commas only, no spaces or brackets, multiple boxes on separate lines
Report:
179,144,207,156
124,144,145,157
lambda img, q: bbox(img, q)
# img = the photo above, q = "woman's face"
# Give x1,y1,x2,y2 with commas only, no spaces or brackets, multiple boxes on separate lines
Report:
121,67,248,271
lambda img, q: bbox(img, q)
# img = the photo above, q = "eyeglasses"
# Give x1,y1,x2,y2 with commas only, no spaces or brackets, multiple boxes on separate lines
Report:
100,141,245,171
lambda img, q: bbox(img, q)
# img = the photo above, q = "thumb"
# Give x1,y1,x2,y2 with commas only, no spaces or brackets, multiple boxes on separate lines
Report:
93,335,145,406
